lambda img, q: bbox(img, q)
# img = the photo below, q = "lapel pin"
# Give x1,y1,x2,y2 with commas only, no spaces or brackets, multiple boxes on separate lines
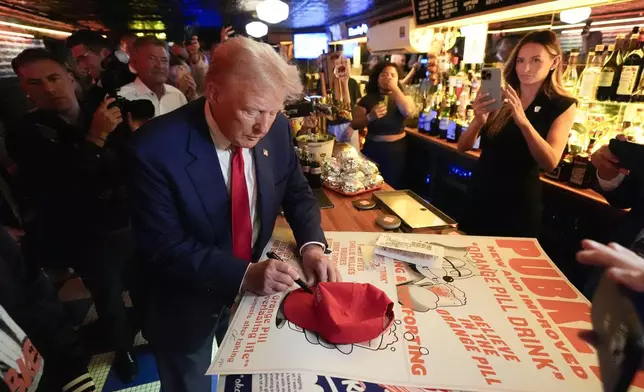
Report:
263,149,269,156
535,106,541,113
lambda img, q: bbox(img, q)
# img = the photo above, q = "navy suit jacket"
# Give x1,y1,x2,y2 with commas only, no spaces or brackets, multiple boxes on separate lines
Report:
127,98,325,350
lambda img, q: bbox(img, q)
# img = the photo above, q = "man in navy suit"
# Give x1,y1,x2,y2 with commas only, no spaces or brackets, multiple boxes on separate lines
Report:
127,37,339,392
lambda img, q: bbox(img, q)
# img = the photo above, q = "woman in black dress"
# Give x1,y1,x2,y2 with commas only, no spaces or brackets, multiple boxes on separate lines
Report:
351,62,415,189
458,30,577,237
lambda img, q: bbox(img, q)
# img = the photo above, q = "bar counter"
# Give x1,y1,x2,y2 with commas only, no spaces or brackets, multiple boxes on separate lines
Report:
405,128,611,206
276,184,456,234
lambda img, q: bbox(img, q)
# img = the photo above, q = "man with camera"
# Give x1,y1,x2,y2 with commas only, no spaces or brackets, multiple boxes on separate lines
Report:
67,30,136,110
591,137,644,255
8,48,138,382
118,36,187,117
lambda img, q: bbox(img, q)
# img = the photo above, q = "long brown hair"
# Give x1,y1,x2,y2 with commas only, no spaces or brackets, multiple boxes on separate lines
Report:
487,30,574,136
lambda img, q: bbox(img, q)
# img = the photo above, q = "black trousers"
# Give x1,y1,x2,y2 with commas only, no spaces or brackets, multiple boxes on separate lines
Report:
150,307,230,392
362,137,408,190
25,226,135,351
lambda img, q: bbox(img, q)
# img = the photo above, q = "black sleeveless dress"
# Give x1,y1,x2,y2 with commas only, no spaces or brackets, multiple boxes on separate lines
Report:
462,91,576,237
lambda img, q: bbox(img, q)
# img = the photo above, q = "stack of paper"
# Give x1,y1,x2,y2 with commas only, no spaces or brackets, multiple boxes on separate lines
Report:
373,234,444,267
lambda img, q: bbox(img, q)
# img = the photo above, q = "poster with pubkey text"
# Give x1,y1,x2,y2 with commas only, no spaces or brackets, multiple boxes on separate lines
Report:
208,229,644,392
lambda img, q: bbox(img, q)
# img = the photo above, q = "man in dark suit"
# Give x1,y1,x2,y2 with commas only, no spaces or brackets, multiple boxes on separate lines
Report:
128,36,339,392
591,139,644,255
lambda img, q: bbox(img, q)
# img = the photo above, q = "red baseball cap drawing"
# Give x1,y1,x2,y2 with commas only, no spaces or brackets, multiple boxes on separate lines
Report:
283,282,395,344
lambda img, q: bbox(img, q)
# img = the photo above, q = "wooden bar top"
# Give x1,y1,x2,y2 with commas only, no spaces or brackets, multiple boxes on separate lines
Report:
277,184,454,234
406,128,612,207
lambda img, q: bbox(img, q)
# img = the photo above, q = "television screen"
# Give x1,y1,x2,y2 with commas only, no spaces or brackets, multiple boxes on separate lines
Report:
294,33,329,59
342,42,358,58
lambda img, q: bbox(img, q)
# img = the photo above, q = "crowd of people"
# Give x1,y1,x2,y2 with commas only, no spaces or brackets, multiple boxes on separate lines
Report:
0,27,342,392
0,25,642,392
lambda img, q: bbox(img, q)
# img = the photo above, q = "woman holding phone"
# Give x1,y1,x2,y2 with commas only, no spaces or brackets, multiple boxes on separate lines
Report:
352,62,415,189
458,30,577,237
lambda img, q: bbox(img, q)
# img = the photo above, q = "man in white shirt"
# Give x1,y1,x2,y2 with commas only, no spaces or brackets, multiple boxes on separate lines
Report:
118,36,187,117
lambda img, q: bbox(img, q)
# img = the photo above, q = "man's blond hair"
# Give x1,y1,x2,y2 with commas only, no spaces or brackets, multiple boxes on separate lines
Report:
206,36,303,102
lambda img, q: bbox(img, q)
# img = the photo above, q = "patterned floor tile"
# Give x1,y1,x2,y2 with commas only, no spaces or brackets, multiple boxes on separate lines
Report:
88,352,115,391
114,381,161,392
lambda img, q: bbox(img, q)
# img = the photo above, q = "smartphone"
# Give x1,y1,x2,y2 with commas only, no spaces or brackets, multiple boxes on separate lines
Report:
480,68,502,112
609,139,644,171
592,274,644,392
420,58,428,65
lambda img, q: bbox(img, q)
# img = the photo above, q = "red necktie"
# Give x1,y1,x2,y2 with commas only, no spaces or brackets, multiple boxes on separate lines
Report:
231,146,253,262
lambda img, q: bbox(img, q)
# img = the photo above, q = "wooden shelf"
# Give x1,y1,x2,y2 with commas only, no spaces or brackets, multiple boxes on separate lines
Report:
406,128,613,207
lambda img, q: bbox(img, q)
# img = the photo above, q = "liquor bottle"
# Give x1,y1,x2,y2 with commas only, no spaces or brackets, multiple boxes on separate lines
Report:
600,34,628,100
418,104,428,132
568,154,595,188
455,61,466,98
562,50,580,95
614,34,627,66
577,50,600,100
446,104,463,143
633,75,644,102
597,44,620,101
596,45,606,65
427,84,442,136
615,33,644,101
623,108,644,143
545,154,574,182
438,94,451,139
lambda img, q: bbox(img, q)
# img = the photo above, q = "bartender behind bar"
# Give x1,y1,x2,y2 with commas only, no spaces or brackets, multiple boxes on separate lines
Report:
351,62,415,189
458,30,577,238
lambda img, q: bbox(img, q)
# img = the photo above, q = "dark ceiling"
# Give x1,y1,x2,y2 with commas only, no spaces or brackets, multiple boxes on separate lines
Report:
0,0,409,38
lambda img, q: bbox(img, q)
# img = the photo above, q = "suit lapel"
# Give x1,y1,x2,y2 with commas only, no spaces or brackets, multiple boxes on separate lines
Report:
184,99,231,244
252,136,275,257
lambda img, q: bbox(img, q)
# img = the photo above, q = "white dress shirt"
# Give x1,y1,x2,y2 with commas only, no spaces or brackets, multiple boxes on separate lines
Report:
203,102,325,256
596,171,626,192
118,77,187,117
204,102,260,246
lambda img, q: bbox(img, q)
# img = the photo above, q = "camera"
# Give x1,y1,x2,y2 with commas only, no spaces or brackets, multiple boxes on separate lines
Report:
482,70,491,80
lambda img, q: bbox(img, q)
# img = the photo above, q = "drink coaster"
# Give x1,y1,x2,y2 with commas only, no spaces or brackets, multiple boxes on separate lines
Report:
376,214,402,230
352,199,376,210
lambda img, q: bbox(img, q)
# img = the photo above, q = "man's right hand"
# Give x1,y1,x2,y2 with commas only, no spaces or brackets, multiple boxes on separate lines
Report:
591,138,630,181
88,98,123,144
242,259,300,295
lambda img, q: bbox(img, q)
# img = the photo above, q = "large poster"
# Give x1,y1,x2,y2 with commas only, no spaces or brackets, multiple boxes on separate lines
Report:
208,230,644,392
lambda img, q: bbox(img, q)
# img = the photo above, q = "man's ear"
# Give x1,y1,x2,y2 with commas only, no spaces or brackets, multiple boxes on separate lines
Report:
206,82,219,104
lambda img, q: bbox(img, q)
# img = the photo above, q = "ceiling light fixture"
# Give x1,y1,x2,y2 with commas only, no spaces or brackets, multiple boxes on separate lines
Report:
0,21,71,36
256,0,289,24
246,21,268,38
560,7,592,24
0,30,35,38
